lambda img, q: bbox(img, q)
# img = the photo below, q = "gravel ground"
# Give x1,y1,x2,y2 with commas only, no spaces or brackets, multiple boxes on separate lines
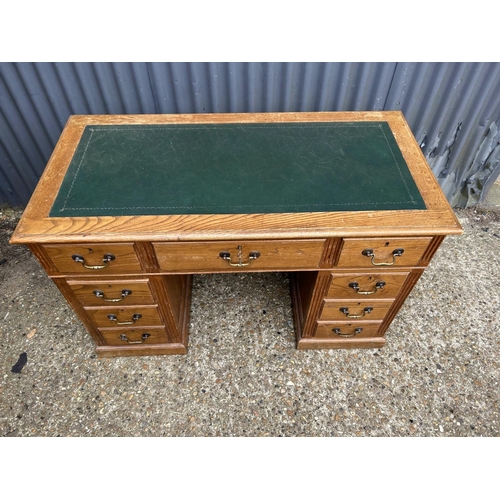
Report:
0,206,499,437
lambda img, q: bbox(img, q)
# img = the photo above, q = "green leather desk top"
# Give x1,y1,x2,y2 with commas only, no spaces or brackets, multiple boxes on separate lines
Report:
49,122,426,217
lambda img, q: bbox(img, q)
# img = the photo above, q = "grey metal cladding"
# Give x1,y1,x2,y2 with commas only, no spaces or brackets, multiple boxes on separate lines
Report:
1,62,499,207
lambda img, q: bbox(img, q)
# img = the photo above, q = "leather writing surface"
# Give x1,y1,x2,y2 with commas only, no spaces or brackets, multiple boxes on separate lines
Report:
49,122,426,217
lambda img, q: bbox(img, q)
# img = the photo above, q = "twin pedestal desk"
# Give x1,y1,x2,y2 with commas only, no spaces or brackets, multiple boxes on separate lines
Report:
11,112,462,357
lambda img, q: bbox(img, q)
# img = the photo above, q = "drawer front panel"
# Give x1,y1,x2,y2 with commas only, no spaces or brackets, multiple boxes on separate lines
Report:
99,326,170,346
68,279,155,307
315,321,382,339
337,237,432,268
85,305,162,328
319,299,394,321
327,272,410,299
153,239,326,272
43,243,142,273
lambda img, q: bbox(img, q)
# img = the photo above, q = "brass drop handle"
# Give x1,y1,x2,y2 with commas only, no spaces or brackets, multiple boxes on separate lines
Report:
93,289,132,302
119,333,151,344
219,245,261,267
348,281,386,295
333,327,363,338
339,306,373,318
72,253,115,270
362,248,404,266
107,313,142,325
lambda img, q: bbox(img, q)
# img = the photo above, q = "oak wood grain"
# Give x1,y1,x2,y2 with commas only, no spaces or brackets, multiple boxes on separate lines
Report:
98,326,170,347
297,337,385,350
51,277,105,345
319,299,394,321
10,112,463,357
378,268,425,336
153,239,326,272
336,237,433,267
96,343,187,357
67,279,155,306
43,243,142,274
314,321,383,339
10,111,462,245
84,305,162,328
326,271,411,299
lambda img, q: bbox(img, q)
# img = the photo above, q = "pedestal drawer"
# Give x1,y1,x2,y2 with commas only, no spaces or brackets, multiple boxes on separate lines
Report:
99,326,170,346
326,271,410,299
68,279,155,306
85,305,162,328
319,299,393,321
337,237,432,268
315,322,382,339
153,239,326,272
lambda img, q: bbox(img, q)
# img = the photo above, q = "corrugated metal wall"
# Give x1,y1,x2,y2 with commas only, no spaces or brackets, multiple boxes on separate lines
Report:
1,62,499,207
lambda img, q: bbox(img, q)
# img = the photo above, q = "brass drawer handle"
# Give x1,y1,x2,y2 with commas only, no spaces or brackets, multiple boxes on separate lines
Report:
348,281,386,295
107,313,142,325
339,306,373,318
93,289,132,302
361,248,404,266
219,245,260,267
119,333,151,344
72,253,115,270
333,327,363,338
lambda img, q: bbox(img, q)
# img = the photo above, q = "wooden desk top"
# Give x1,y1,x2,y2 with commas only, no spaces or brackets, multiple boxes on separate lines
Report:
11,111,462,244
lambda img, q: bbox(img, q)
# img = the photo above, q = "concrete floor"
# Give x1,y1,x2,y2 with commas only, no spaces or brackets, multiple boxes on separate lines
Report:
481,177,500,208
0,206,499,437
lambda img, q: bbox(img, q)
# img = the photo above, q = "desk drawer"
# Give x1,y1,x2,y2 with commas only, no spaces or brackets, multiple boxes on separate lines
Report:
99,326,170,346
153,239,326,272
337,237,432,268
327,271,410,299
67,279,155,306
319,299,393,321
85,305,162,328
43,243,142,273
315,322,383,339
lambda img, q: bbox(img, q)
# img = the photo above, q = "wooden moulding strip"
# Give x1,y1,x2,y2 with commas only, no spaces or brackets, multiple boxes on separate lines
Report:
378,268,425,337
420,235,446,266
289,273,305,346
51,277,106,346
148,276,184,344
297,337,386,350
301,272,332,338
95,343,187,357
134,241,160,272
11,210,463,244
320,238,342,268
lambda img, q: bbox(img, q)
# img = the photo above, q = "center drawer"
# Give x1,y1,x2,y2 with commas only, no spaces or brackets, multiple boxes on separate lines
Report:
152,239,326,272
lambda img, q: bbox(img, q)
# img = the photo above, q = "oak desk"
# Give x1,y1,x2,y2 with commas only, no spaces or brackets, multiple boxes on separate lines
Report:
10,112,462,357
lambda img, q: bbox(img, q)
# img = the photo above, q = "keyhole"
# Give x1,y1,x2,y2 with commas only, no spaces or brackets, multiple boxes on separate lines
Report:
385,242,390,247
